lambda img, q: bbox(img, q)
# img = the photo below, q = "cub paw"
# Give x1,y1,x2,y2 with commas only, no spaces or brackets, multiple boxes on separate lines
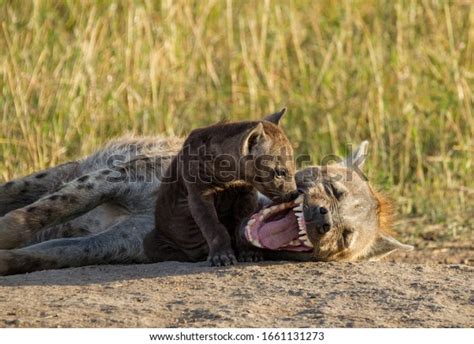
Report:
271,189,300,204
207,251,238,267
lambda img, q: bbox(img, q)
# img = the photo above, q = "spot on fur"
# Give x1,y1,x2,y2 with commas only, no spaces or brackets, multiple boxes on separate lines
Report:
35,173,48,179
4,181,14,188
85,183,94,190
77,175,89,183
68,195,78,203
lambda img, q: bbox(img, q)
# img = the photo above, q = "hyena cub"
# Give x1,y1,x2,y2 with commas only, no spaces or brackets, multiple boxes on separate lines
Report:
145,109,297,266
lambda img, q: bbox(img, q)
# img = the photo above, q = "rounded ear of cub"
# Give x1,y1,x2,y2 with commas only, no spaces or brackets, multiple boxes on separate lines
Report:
242,123,267,156
264,107,287,125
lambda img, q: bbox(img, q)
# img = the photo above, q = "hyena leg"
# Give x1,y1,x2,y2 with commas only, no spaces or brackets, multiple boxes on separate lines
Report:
231,190,263,263
24,203,129,246
0,162,79,216
0,168,127,249
0,215,153,276
24,223,93,246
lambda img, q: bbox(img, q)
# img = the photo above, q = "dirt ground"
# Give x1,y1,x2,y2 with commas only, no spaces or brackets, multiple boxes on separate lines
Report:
0,246,472,328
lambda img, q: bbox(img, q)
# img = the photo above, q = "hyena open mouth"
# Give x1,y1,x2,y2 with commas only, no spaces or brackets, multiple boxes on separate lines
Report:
244,194,313,252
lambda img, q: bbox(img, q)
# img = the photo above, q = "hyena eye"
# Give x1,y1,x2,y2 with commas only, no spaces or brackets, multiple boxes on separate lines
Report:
274,167,288,178
329,181,348,200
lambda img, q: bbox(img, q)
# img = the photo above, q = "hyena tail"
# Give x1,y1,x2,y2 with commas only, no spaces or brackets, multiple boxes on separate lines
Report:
0,215,152,276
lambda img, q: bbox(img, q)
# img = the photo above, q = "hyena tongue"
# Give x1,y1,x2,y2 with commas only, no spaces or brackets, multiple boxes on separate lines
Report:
259,212,299,249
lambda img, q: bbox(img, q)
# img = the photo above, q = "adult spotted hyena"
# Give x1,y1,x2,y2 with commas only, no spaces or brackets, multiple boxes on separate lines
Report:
0,135,412,275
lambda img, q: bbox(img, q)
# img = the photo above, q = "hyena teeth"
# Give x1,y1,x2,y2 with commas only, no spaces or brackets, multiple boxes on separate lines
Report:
304,240,314,248
294,194,304,204
262,209,271,217
245,226,253,245
289,240,300,246
298,229,306,236
247,218,256,226
293,204,303,212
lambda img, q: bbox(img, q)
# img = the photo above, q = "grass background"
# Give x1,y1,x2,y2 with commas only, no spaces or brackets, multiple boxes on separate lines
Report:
1,0,473,244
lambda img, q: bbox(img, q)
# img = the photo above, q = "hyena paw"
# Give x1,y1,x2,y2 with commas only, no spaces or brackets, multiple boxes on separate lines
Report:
0,214,28,249
207,249,238,267
238,248,263,263
0,250,15,276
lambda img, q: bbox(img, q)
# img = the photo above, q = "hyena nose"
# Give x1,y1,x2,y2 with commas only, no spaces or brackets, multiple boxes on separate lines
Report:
320,223,331,234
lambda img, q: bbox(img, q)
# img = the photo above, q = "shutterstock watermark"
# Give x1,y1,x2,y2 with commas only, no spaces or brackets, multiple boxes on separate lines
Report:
102,143,367,184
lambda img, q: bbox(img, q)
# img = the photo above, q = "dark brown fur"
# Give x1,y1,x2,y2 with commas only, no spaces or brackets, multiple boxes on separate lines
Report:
146,110,297,266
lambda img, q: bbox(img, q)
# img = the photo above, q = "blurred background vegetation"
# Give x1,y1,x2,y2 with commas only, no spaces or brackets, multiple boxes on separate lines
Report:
1,0,472,244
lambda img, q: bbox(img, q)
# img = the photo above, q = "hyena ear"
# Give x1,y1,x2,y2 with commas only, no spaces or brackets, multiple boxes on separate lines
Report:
365,233,414,261
264,107,287,125
339,140,369,169
242,123,267,155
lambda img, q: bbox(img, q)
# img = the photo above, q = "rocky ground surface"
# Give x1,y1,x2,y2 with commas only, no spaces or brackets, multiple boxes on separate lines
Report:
0,247,472,328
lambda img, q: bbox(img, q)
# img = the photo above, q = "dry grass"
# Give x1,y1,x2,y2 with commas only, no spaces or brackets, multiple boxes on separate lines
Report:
1,0,473,241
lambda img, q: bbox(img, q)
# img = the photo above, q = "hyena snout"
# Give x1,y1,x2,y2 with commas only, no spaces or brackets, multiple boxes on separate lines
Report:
304,205,333,234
